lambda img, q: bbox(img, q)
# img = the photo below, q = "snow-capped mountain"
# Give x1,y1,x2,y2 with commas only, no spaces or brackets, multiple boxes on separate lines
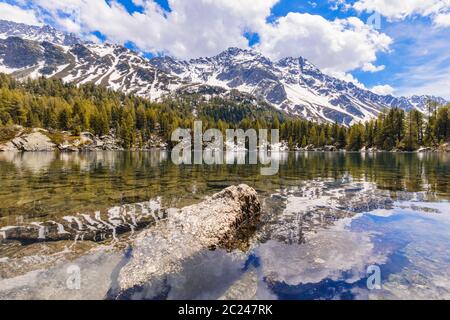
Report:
0,20,446,125
0,20,184,100
151,47,447,124
0,20,80,46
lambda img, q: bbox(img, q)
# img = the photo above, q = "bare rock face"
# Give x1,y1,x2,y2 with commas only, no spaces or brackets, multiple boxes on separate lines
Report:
0,125,22,151
0,141,18,151
10,130,56,151
110,184,261,299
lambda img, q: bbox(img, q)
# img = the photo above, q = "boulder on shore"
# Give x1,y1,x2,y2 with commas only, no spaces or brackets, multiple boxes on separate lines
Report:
110,184,261,299
2,130,57,152
417,146,434,153
0,141,18,151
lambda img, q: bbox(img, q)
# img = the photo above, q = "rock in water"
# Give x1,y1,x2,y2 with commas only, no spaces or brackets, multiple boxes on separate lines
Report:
111,184,261,299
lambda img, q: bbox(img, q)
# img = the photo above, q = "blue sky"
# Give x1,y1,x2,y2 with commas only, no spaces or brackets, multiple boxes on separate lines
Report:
0,0,449,98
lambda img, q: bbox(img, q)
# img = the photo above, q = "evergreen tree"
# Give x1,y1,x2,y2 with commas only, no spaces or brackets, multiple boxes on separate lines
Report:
402,110,419,151
119,112,135,148
347,123,364,151
434,106,449,143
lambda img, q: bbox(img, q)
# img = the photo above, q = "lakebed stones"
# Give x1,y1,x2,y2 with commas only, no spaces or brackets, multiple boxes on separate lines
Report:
0,184,261,298
0,199,165,245
110,184,261,299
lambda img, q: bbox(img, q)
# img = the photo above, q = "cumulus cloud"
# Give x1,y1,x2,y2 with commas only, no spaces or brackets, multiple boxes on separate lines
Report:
371,84,395,95
354,0,450,27
6,0,390,76
256,13,392,74
362,62,385,72
0,2,41,25
434,12,450,27
329,0,351,11
27,0,278,59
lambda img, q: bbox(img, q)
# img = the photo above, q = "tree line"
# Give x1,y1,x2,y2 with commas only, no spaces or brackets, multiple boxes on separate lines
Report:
0,73,448,150
278,103,448,151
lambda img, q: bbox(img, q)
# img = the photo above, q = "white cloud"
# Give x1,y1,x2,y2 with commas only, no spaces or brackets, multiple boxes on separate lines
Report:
371,84,395,95
29,0,278,59
256,13,392,73
0,2,41,25
329,0,351,11
434,12,450,27
354,0,450,27
362,62,385,72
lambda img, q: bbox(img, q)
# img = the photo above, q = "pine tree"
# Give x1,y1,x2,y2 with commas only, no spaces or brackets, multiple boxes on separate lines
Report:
58,108,71,131
318,129,326,147
309,126,318,146
410,109,424,145
347,124,364,151
301,136,307,148
434,106,449,143
424,100,438,146
402,110,418,151
337,127,347,149
119,112,135,148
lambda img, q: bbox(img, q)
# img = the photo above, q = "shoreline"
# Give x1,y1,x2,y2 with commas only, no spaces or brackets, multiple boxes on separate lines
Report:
0,148,448,154
0,149,448,154
1,126,448,154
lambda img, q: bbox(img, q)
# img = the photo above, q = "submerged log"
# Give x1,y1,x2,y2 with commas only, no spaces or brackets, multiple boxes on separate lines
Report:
109,184,261,299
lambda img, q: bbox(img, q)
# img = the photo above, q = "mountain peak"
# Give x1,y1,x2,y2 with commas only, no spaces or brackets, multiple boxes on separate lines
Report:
0,19,81,46
210,47,273,70
276,56,320,73
215,47,264,60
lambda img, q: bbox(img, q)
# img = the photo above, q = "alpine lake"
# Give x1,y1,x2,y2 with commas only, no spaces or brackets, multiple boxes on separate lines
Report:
0,151,448,300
